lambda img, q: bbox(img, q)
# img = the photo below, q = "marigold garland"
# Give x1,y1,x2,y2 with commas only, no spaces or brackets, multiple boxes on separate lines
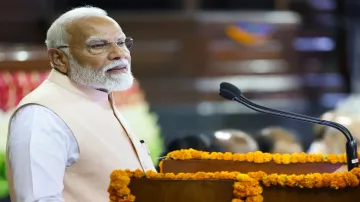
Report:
164,149,360,164
109,167,360,202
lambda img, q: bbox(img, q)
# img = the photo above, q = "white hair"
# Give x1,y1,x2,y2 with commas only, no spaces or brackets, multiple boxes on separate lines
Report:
45,6,108,49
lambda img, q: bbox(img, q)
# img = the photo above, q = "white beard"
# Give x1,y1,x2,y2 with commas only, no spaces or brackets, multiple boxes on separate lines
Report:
67,55,134,92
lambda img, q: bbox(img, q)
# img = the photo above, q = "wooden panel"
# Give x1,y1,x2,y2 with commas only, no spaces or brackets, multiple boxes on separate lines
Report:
162,160,343,174
0,61,50,72
129,178,360,202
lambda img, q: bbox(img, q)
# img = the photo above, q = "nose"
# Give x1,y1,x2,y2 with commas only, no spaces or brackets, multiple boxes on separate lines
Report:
107,43,130,61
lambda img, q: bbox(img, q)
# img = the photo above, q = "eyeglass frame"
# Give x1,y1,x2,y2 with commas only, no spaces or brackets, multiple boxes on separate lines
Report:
56,37,134,55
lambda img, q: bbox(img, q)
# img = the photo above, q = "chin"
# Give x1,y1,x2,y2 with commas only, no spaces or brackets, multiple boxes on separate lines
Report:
108,77,134,92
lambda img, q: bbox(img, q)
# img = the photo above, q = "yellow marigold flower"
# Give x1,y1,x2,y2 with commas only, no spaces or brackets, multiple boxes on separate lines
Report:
200,152,211,159
233,153,246,161
118,187,131,196
328,154,338,164
237,174,251,181
290,153,299,163
232,199,245,202
298,152,307,163
307,154,316,163
194,172,206,179
268,174,279,186
224,152,233,160
261,175,271,187
164,173,176,179
248,171,266,181
277,174,287,186
351,167,360,178
281,154,291,164
246,195,263,202
285,174,297,187
253,151,265,163
343,172,359,187
133,169,144,178
145,170,160,179
313,173,323,188
159,161,164,173
263,153,273,162
246,152,255,162
322,173,332,187
302,174,315,188
272,153,282,164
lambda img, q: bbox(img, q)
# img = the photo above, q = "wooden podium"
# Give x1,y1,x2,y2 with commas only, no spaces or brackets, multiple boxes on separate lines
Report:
161,160,343,175
127,179,360,202
109,150,360,202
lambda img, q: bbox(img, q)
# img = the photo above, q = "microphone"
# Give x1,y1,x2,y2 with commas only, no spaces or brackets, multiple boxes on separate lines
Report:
219,82,359,171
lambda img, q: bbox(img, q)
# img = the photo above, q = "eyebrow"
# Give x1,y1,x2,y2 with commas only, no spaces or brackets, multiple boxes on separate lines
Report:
85,36,105,43
86,35,126,43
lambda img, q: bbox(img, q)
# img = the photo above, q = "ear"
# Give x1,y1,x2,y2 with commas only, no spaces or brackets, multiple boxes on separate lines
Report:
47,48,69,73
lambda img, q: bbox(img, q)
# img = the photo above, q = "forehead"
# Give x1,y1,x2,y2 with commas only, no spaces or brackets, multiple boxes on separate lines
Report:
67,16,124,44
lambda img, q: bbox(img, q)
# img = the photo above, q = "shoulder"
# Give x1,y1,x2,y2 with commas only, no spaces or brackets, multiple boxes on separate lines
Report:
12,104,64,125
8,104,74,145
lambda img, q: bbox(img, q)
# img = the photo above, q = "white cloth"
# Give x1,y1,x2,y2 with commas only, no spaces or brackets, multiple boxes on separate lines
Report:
307,141,328,154
7,105,79,202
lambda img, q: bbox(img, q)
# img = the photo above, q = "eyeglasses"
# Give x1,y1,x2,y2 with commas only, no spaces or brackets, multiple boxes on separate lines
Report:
57,37,133,55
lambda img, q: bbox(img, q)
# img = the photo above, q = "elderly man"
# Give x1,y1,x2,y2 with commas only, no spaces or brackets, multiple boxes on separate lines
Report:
6,6,155,202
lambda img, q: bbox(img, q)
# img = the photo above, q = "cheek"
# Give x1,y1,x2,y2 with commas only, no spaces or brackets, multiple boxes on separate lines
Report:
71,48,109,70
78,56,107,70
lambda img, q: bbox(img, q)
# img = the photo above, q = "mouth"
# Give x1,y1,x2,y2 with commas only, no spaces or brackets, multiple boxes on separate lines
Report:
106,66,127,73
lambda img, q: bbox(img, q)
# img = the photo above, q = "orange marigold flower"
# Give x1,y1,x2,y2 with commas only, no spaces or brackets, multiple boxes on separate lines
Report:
159,161,164,173
343,172,360,187
307,154,316,163
246,195,264,202
290,153,300,163
263,153,273,162
164,173,176,179
246,152,255,162
277,174,287,186
224,152,234,160
233,153,246,161
285,174,297,187
232,199,245,202
248,171,267,181
328,154,339,164
313,173,323,188
118,187,131,196
133,169,144,178
298,152,308,163
253,151,265,163
351,167,360,178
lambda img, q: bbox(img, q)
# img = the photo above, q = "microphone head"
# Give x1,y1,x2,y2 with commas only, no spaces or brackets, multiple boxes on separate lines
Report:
220,82,242,97
219,89,237,100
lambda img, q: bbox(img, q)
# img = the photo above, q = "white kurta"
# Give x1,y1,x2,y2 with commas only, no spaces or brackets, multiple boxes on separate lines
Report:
7,105,79,202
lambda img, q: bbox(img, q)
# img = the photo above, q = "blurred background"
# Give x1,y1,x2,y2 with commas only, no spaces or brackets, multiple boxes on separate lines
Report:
1,0,360,199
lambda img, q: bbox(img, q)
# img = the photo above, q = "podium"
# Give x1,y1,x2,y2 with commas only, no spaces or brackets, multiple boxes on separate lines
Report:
126,179,360,202
109,150,360,202
161,160,343,175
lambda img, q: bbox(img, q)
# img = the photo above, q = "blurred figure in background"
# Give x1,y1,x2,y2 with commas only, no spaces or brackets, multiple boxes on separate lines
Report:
318,95,360,154
253,133,274,153
213,129,258,153
156,133,218,171
307,111,335,154
255,126,303,154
